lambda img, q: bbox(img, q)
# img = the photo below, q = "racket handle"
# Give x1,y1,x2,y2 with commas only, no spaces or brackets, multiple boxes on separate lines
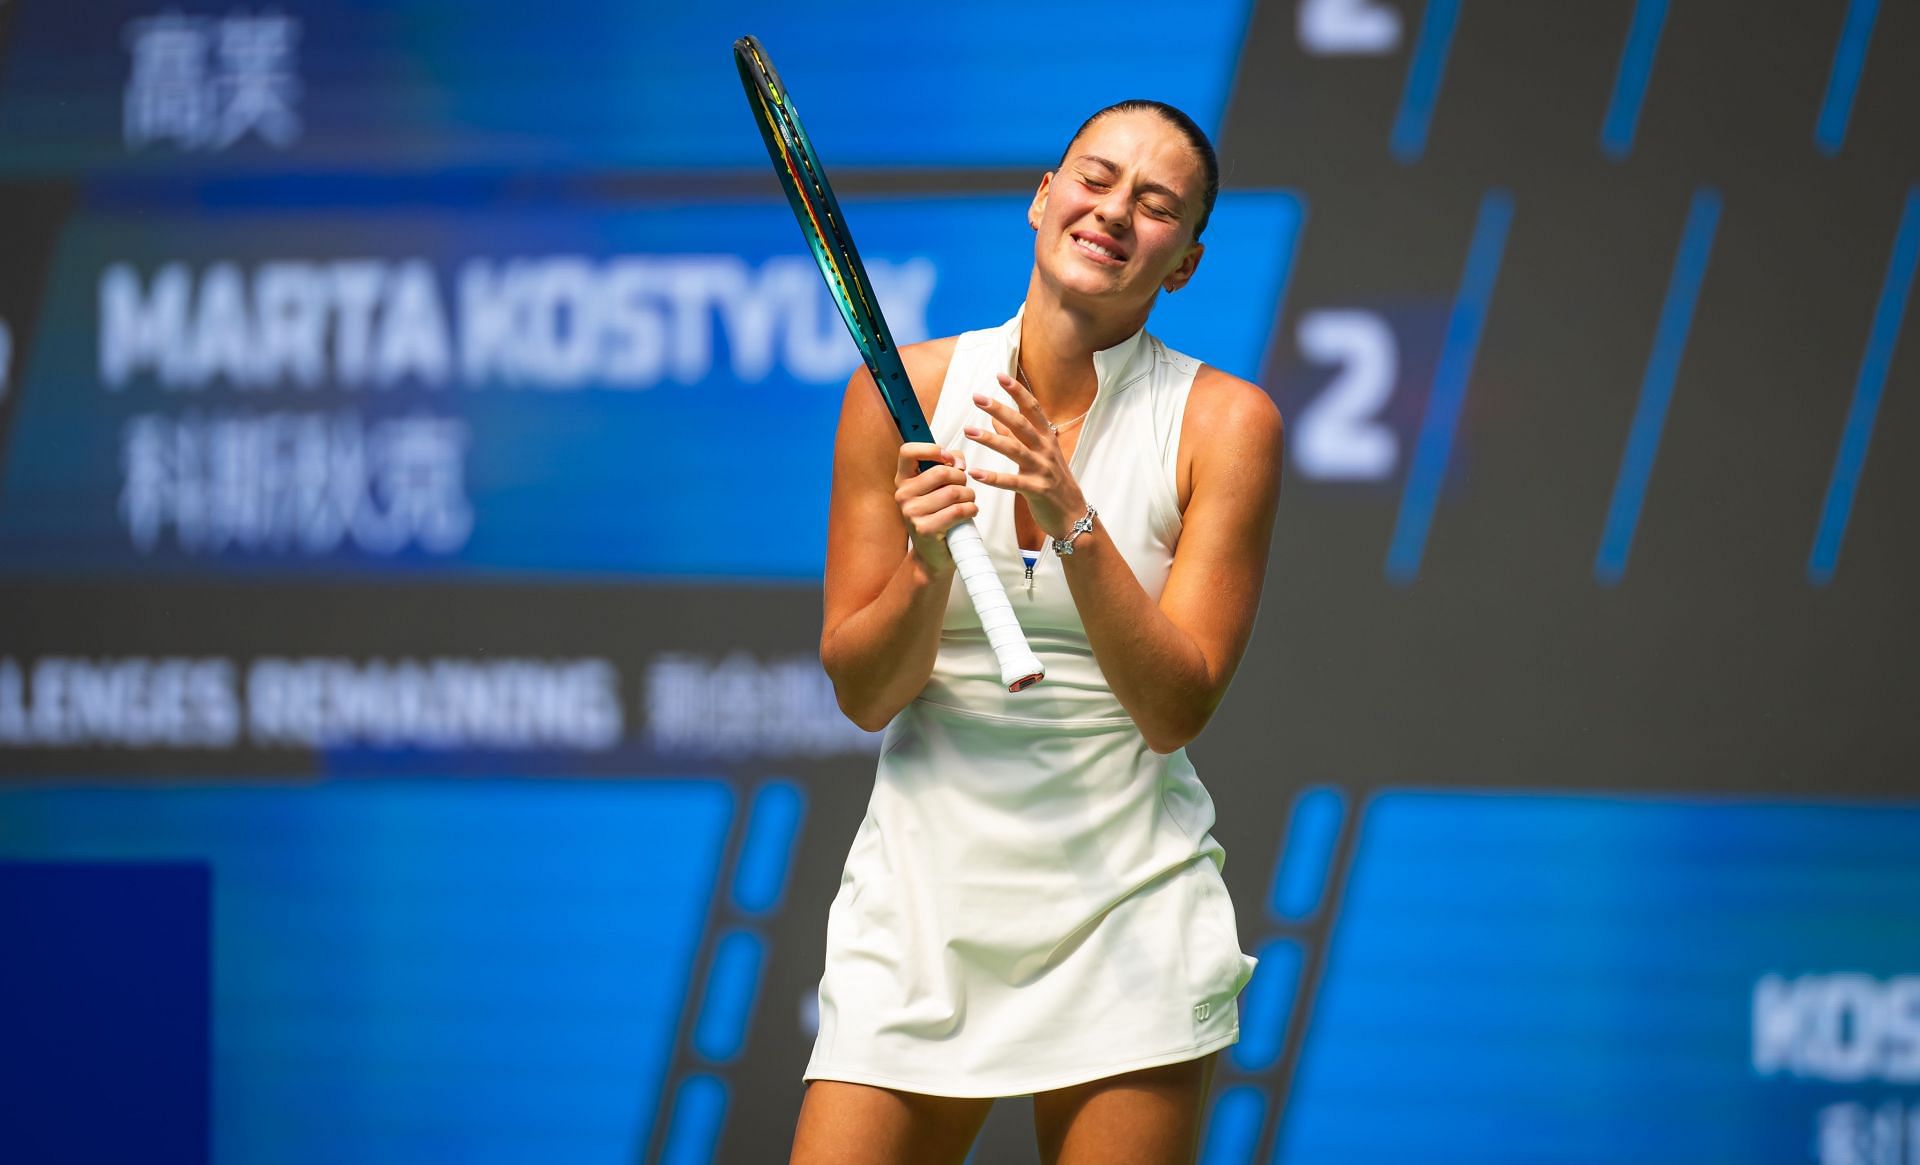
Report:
944,519,1045,692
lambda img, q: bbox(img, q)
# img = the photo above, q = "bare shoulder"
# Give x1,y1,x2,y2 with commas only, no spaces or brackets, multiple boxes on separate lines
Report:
1188,364,1283,443
1167,364,1274,510
897,335,960,420
1177,364,1284,505
834,335,962,464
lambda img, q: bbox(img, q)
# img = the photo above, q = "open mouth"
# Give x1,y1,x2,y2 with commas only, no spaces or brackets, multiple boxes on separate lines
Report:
1070,232,1127,264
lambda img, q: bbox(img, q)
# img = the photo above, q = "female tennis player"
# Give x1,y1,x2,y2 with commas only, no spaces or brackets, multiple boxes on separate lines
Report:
796,100,1284,1165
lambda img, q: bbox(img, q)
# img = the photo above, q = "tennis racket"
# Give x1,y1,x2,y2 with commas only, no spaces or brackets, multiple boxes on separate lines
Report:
733,34,1045,693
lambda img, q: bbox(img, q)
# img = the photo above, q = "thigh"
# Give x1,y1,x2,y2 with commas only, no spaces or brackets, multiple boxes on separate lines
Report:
1031,1054,1217,1165
789,1079,994,1165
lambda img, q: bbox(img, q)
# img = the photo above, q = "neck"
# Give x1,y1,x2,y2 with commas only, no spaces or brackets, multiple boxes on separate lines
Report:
1016,272,1151,413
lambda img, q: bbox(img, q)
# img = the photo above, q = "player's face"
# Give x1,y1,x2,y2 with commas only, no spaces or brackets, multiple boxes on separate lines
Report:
1029,110,1207,309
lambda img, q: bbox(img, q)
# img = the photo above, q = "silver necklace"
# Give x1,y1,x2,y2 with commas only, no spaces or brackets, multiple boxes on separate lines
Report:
1017,358,1092,434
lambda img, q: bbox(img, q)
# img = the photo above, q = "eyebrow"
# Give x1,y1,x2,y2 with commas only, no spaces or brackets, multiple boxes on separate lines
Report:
1072,154,1187,210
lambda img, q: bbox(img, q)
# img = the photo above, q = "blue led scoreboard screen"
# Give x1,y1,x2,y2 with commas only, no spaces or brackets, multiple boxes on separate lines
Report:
0,1,1916,1163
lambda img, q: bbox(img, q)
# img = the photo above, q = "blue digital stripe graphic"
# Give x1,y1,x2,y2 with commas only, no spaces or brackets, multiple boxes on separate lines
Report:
1599,0,1671,160
1270,787,1346,920
1386,191,1514,583
1231,939,1304,1072
691,930,766,1064
1278,793,1920,1163
1809,187,1920,584
1389,0,1462,163
0,781,733,1164
1815,0,1882,156
1199,1086,1266,1165
1595,188,1722,585
730,781,805,916
659,1075,728,1165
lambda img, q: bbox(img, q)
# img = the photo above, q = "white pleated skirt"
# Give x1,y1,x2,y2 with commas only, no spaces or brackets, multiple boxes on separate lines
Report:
804,697,1257,1098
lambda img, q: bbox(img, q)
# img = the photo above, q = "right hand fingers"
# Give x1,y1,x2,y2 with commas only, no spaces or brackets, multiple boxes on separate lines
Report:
895,443,959,486
893,443,976,548
899,482,977,523
904,498,979,546
895,464,969,504
896,479,977,540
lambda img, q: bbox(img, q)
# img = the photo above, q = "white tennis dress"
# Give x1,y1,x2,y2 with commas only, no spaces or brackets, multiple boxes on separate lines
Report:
805,307,1257,1097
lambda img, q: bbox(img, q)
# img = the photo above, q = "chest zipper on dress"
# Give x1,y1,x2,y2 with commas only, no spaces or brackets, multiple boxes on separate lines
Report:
1001,359,1105,599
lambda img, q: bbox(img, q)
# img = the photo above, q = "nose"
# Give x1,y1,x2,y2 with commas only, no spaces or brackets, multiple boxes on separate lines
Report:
1094,185,1131,230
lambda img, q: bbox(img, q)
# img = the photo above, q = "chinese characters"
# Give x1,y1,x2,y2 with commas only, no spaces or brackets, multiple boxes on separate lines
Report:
123,10,301,151
120,410,473,555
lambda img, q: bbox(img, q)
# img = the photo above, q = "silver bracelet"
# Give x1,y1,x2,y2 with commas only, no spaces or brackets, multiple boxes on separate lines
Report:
1050,505,1097,556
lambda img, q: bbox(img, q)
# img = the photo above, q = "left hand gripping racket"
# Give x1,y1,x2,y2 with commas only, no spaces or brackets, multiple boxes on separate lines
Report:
733,34,1045,693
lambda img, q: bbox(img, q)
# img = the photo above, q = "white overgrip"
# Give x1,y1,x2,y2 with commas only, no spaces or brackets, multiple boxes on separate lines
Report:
943,519,1045,692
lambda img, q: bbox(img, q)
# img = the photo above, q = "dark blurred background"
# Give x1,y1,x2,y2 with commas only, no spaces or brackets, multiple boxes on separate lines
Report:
0,2,1915,1162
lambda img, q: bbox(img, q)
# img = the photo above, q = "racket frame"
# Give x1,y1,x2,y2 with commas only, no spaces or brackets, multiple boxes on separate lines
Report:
734,36,932,450
733,35,1045,693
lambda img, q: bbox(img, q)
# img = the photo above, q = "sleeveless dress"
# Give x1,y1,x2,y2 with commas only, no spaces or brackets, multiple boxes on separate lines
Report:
804,307,1257,1098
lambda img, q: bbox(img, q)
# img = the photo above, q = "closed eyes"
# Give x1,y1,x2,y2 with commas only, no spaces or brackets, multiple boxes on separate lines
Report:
1076,173,1180,221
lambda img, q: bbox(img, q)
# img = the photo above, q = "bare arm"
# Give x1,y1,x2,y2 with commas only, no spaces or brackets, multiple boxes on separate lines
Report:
818,339,970,731
965,367,1283,752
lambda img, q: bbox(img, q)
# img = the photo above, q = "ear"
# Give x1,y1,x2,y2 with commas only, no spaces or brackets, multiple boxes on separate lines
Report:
1028,172,1053,230
1162,240,1205,293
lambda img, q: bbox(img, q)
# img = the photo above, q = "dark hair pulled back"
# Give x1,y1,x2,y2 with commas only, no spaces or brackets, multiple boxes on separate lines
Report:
1057,100,1220,239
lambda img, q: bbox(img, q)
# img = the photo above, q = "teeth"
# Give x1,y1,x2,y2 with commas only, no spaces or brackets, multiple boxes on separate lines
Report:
1075,236,1120,260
